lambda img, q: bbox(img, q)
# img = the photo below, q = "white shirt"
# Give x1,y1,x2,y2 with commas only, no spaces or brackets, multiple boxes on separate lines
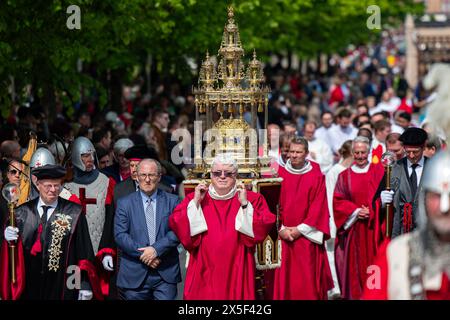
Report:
371,136,386,155
315,124,336,147
407,156,425,187
307,137,333,174
327,124,358,155
325,163,347,238
37,198,58,221
370,97,401,115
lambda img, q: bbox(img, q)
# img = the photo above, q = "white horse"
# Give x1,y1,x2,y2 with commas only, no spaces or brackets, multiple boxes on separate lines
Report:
423,63,450,141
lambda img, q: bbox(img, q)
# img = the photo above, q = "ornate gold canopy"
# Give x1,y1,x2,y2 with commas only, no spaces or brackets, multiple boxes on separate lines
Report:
190,6,272,178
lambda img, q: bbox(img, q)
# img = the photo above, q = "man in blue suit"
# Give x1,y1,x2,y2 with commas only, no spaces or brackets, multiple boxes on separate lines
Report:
114,158,181,300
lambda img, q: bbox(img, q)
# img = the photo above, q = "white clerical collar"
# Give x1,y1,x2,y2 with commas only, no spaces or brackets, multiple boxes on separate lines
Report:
285,159,312,175
277,155,287,168
208,184,237,200
351,162,370,173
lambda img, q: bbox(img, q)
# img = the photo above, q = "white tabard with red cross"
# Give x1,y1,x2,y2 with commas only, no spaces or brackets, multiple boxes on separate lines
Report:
65,173,109,254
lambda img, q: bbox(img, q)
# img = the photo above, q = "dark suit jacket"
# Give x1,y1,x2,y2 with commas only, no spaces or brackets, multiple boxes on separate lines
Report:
373,156,428,237
114,189,181,289
114,178,175,208
114,177,137,208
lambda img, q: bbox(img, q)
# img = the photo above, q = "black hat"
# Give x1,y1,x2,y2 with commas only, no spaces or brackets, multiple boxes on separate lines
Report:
124,145,159,161
399,127,428,146
32,164,66,180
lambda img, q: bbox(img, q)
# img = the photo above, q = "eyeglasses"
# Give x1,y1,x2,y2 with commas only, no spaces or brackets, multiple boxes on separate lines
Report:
211,171,236,178
138,173,160,180
40,183,62,191
7,169,20,176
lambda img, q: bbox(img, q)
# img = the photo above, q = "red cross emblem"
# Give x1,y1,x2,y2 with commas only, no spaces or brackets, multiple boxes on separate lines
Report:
79,188,97,215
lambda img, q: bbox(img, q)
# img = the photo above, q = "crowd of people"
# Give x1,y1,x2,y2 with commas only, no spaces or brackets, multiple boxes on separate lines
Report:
0,33,449,300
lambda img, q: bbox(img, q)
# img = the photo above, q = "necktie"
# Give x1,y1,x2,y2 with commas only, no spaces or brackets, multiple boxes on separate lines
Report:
41,205,51,227
410,164,418,197
145,199,156,245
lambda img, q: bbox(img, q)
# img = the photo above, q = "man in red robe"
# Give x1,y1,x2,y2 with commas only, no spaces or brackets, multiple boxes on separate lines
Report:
333,136,384,300
363,150,450,300
273,137,333,300
169,154,275,300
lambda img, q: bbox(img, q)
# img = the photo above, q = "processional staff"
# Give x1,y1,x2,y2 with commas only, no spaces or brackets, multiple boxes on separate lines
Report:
381,151,396,238
2,183,21,283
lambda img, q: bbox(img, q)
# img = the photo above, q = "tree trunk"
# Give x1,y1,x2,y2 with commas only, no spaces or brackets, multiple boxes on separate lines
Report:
316,52,321,76
109,68,125,113
287,49,293,70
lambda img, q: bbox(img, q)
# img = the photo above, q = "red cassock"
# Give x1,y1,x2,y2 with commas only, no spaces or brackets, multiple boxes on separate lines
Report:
363,240,450,300
169,190,275,300
333,163,384,300
273,164,333,300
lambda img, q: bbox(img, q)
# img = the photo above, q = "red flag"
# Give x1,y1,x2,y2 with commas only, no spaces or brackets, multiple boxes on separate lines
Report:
0,239,26,300
372,144,383,165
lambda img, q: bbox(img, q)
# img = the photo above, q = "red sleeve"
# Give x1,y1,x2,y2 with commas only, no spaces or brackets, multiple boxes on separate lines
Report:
69,194,81,205
78,259,104,300
105,177,116,205
303,173,331,239
168,194,202,252
333,170,359,230
105,177,116,206
239,192,276,248
362,239,390,300
370,164,388,250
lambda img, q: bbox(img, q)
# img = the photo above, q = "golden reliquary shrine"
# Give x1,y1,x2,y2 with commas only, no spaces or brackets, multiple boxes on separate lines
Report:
182,6,282,298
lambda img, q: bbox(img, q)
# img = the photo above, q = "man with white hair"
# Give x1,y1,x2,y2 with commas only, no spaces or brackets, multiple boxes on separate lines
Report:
333,136,384,300
169,153,275,299
364,150,450,299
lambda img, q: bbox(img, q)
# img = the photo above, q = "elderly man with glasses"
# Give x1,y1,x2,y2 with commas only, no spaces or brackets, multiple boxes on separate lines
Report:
114,159,181,300
2,164,99,300
169,153,275,300
376,127,429,238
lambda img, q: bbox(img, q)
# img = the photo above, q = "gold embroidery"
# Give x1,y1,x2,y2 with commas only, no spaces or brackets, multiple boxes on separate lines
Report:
48,214,72,272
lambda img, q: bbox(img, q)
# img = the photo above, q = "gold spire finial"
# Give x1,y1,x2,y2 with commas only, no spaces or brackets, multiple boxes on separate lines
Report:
228,6,234,22
191,7,271,177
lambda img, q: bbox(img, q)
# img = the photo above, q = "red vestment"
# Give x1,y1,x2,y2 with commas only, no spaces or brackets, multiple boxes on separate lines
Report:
333,163,384,300
363,240,450,300
273,164,333,300
169,191,275,300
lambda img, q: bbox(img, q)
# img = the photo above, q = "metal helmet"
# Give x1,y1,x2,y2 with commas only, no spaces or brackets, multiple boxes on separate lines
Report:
30,147,56,169
49,140,67,162
417,150,450,229
71,136,96,171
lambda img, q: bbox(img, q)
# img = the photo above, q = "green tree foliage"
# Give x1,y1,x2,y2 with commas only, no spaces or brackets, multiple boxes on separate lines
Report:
0,0,423,116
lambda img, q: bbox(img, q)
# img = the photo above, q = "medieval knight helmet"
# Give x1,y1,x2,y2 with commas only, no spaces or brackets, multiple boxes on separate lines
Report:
30,147,56,169
49,140,67,162
71,136,97,171
418,150,450,228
